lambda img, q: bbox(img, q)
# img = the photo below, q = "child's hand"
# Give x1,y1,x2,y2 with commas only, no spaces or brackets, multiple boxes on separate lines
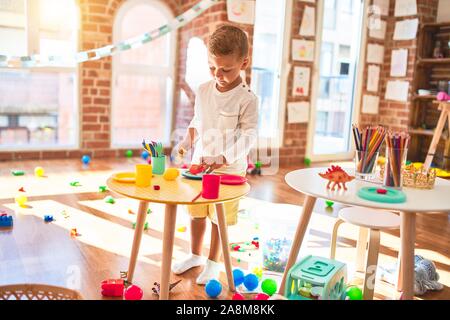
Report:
200,155,227,172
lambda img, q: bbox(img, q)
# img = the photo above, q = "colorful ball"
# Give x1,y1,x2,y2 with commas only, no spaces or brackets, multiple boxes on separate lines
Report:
125,150,133,158
232,293,245,300
163,168,179,181
81,155,90,164
205,279,222,298
124,284,143,300
345,286,363,300
243,274,259,291
141,150,149,160
15,195,27,207
233,269,245,287
261,278,277,296
34,166,45,177
254,293,270,300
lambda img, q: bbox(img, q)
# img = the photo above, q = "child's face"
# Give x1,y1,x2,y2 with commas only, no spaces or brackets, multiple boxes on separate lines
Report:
208,52,248,91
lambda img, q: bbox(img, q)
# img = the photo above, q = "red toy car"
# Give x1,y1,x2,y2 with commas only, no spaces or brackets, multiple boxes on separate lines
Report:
101,279,124,297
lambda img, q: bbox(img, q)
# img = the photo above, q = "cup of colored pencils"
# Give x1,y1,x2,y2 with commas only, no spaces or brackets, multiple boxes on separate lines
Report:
352,124,386,180
383,132,410,189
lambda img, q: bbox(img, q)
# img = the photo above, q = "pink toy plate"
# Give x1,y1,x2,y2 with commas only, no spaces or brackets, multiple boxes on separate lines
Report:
218,175,247,185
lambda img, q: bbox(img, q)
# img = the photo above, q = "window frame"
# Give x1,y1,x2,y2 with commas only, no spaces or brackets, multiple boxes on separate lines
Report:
111,0,176,148
0,0,80,151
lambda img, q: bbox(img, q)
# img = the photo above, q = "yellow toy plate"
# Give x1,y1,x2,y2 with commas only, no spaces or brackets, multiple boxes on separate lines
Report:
112,172,136,183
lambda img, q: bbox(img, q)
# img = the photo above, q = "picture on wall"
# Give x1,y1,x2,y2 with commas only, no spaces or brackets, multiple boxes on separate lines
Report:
292,66,310,96
292,39,315,62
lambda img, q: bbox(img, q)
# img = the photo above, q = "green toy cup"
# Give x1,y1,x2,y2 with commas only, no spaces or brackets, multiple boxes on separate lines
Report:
151,156,166,175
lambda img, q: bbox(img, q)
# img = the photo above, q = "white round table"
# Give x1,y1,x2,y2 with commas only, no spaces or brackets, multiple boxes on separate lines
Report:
280,167,450,300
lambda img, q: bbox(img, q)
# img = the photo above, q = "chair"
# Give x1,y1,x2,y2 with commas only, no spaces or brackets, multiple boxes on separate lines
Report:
0,284,83,300
330,207,400,300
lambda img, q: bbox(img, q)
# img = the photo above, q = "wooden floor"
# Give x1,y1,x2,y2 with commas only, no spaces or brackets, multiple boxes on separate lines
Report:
0,158,448,300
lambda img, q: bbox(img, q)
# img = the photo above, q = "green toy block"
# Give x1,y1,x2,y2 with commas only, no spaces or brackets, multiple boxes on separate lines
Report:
69,181,81,186
99,186,107,192
104,196,115,204
255,161,262,169
304,157,311,167
147,208,152,214
11,170,25,176
132,221,149,230
325,200,334,208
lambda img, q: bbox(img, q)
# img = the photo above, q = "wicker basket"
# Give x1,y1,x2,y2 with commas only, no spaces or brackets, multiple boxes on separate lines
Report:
0,284,84,300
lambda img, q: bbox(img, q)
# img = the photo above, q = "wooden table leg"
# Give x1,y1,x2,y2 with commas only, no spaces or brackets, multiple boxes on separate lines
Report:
400,211,416,300
279,195,317,294
355,227,369,272
127,201,149,283
160,204,177,300
363,229,380,300
215,203,235,292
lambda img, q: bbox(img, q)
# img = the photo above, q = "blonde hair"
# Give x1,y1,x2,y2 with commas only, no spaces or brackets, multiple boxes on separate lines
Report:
208,25,249,58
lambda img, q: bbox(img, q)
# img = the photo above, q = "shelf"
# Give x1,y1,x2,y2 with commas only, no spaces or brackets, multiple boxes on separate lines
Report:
417,58,450,66
409,127,449,140
412,94,436,101
421,21,450,29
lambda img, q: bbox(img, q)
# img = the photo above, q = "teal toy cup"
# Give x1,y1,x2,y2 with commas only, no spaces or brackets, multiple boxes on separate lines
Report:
151,156,166,175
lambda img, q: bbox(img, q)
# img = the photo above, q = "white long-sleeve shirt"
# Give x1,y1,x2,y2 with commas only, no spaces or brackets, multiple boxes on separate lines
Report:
188,80,259,174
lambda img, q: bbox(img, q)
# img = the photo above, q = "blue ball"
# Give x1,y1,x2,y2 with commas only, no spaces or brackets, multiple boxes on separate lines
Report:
205,279,222,298
81,155,90,165
243,274,259,291
233,269,245,286
141,150,149,160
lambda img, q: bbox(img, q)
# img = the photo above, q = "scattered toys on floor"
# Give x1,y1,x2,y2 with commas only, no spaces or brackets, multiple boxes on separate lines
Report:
345,286,363,300
177,226,187,232
18,187,25,192
232,292,245,300
325,200,334,208
124,284,143,300
44,215,54,222
0,214,13,227
70,228,79,237
243,273,259,291
98,186,107,192
104,196,115,204
69,181,81,187
152,280,182,296
233,269,245,287
15,195,28,207
261,278,277,296
101,279,124,297
11,170,25,176
132,222,149,230
205,279,222,298
34,166,45,177
81,155,91,165
254,293,270,300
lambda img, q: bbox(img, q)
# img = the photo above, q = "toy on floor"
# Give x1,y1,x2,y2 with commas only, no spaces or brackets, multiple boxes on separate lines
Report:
261,278,277,296
319,165,355,191
284,255,347,300
233,269,245,286
325,200,334,208
69,181,81,187
132,222,149,230
243,273,259,291
18,187,25,192
34,166,45,177
12,170,25,176
124,284,143,300
70,228,79,237
177,226,186,232
81,155,90,165
248,161,262,175
99,186,107,192
104,196,115,204
205,279,222,298
44,215,54,222
252,267,263,279
125,150,133,158
345,286,362,300
15,195,27,207
414,255,443,295
152,280,182,296
101,279,124,297
254,293,270,300
232,292,245,300
0,214,13,227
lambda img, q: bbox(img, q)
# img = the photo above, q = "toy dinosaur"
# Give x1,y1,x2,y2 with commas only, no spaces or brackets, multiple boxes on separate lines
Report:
318,165,355,191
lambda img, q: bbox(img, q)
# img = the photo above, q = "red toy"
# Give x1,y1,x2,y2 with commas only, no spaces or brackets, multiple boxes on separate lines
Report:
153,185,160,190
254,293,270,300
319,165,355,191
101,279,124,297
124,284,143,300
376,188,387,194
232,293,245,300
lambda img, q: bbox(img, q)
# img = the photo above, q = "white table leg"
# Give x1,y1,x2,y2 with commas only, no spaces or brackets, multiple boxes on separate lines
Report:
160,204,177,300
127,200,149,283
279,195,317,294
356,227,369,272
363,229,380,300
215,203,235,292
400,211,416,300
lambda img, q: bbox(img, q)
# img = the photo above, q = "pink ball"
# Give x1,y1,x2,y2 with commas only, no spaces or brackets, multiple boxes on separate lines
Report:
124,285,143,300
254,293,270,300
232,293,245,300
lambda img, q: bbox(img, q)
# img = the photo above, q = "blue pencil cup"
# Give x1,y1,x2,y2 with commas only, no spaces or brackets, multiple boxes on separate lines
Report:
151,156,166,175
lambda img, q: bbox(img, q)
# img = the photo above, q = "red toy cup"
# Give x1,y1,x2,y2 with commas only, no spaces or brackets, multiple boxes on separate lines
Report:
202,174,221,199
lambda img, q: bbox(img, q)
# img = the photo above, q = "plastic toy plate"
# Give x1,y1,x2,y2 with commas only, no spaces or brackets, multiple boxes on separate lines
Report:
218,175,247,185
357,187,406,203
181,169,204,180
112,172,136,183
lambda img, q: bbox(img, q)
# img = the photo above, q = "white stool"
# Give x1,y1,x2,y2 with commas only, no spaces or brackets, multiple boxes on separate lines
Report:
330,207,401,300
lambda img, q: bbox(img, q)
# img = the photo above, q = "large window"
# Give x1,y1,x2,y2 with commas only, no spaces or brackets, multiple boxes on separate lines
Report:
112,0,175,147
250,0,287,145
0,0,79,149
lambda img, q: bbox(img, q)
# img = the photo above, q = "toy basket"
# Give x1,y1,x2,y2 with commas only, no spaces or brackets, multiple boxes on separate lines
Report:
0,284,84,300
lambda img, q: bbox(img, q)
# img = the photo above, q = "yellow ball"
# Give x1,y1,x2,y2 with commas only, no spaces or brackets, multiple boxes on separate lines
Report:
15,195,28,207
163,168,179,181
34,166,45,177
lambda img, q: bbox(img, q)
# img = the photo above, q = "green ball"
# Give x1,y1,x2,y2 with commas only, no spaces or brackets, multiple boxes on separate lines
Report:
346,286,363,300
261,279,277,296
304,157,311,167
125,150,133,158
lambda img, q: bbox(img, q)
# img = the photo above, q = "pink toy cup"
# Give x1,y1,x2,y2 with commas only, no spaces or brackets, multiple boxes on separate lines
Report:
202,174,221,199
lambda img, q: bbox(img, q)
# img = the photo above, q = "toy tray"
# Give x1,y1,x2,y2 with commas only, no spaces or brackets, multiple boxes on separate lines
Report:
112,172,136,183
357,187,406,203
181,170,204,180
217,175,247,185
